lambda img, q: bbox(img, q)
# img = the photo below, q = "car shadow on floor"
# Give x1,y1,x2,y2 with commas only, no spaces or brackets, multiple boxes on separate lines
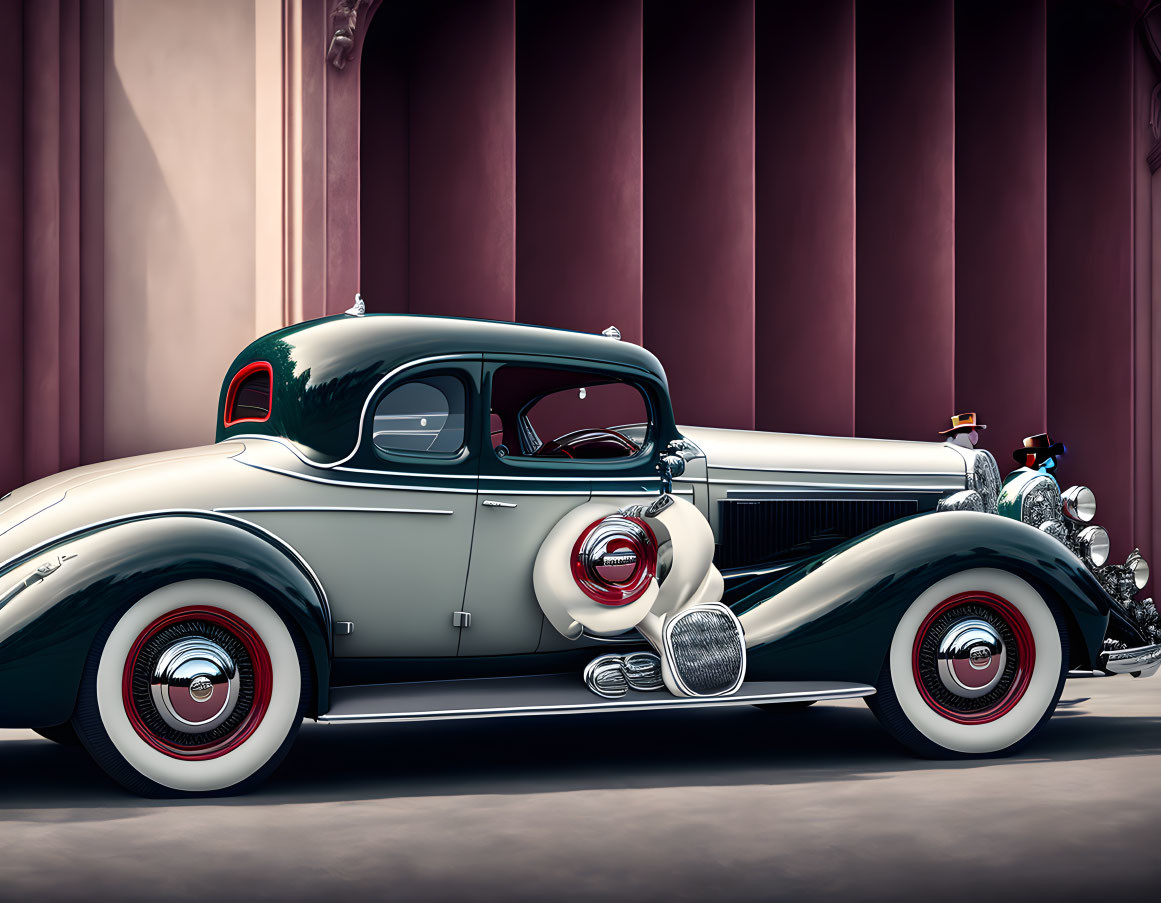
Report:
0,692,1158,810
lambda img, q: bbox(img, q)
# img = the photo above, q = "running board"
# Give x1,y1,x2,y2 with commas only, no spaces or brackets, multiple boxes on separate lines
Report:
317,674,876,725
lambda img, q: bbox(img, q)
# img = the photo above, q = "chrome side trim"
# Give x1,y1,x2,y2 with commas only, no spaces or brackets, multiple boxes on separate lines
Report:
238,460,480,494
317,678,876,724
215,506,454,516
707,463,965,477
706,477,963,490
592,489,693,497
470,488,590,497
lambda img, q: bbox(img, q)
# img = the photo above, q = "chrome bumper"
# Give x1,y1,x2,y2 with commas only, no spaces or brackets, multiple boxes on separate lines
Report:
1100,643,1161,678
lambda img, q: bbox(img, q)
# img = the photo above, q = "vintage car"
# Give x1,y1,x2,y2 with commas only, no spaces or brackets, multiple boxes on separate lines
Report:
0,307,1157,797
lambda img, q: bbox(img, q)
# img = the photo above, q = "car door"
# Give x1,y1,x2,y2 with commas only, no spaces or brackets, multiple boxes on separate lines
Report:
314,359,482,658
457,358,663,656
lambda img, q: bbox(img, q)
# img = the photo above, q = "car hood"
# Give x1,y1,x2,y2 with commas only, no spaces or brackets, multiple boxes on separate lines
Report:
0,443,247,569
678,425,967,492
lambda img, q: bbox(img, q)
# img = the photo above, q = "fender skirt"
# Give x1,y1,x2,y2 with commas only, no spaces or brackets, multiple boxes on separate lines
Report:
736,510,1113,684
0,512,331,728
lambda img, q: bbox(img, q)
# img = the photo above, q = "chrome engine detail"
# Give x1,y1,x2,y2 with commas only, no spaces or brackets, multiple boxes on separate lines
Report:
966,450,1002,514
995,457,1157,650
1020,476,1061,528
937,490,984,513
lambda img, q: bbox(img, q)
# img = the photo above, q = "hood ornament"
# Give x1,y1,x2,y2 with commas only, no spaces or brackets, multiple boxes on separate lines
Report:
345,294,365,317
601,325,621,341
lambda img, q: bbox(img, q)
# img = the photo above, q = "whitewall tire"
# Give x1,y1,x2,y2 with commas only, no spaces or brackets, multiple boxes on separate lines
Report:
73,580,309,797
868,568,1068,757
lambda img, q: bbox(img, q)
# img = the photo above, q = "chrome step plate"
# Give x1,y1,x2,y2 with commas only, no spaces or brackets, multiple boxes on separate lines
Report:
317,674,875,725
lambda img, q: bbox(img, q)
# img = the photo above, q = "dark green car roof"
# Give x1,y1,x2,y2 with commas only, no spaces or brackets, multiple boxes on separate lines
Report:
215,313,669,463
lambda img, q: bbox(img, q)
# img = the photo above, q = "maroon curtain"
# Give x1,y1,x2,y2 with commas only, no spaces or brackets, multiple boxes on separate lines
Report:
0,0,103,493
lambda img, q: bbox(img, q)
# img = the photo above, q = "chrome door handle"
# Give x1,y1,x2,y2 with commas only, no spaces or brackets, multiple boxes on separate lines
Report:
481,499,517,509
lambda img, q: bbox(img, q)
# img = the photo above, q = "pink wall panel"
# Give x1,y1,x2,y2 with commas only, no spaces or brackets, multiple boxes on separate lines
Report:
754,0,854,437
516,0,643,343
0,0,22,492
643,0,755,431
855,0,956,441
408,0,516,322
954,0,1047,467
1047,1,1135,559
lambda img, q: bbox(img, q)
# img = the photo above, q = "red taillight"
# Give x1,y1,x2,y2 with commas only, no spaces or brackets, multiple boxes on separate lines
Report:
224,361,273,428
571,515,657,606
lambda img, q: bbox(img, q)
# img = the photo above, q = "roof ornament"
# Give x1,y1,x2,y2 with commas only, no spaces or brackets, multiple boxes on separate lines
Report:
601,325,621,341
345,293,365,318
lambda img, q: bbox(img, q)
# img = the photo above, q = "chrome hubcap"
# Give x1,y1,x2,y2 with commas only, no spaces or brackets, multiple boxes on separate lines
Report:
936,619,1007,699
149,637,240,734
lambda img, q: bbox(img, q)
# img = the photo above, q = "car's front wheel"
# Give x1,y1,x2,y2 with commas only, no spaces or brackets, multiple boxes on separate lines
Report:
73,579,309,797
868,568,1067,757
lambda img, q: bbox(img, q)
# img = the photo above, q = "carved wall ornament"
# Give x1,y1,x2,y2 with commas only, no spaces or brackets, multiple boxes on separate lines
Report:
327,0,370,70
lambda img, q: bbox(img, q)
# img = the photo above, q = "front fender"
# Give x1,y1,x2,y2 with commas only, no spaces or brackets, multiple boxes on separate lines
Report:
737,511,1112,684
0,512,331,728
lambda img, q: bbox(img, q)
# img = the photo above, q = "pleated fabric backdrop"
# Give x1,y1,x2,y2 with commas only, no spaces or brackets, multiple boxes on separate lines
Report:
358,0,1155,573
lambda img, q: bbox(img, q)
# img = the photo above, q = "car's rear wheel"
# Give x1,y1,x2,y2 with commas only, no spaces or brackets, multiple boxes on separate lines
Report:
868,568,1067,757
73,579,309,797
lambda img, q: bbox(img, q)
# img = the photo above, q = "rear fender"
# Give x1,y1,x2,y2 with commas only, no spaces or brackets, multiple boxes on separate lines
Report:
0,512,332,728
737,511,1111,684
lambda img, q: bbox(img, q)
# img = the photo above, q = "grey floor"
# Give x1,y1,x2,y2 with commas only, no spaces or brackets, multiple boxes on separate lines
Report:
0,674,1157,901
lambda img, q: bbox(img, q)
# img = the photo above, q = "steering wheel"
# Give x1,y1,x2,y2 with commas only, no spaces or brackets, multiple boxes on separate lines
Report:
535,428,640,459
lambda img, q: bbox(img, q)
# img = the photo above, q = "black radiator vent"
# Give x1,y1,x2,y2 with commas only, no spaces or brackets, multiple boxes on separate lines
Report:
715,498,919,571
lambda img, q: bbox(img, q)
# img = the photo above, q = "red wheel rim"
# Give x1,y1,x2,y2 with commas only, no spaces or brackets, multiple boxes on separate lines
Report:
122,606,273,760
911,591,1036,725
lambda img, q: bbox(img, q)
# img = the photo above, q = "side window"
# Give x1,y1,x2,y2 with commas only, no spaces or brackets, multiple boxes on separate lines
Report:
372,375,466,455
490,366,651,460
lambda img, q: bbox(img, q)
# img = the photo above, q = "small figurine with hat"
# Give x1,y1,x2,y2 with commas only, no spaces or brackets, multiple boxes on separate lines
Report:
939,412,985,449
1012,433,1066,481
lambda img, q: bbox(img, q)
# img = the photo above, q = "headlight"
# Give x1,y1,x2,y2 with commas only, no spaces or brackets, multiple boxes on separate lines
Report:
1077,525,1110,568
1061,485,1096,522
1128,550,1150,589
1020,475,1061,529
